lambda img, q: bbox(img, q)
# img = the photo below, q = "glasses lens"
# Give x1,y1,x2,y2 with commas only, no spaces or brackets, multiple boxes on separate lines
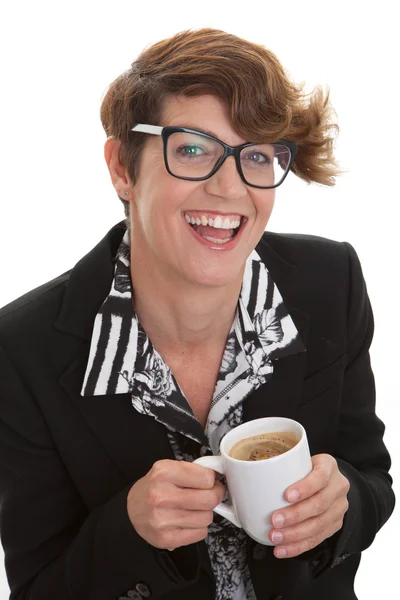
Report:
166,131,224,179
240,143,292,187
166,131,292,187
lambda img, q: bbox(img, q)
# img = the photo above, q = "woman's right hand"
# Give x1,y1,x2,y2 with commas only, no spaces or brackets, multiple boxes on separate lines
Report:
127,459,225,550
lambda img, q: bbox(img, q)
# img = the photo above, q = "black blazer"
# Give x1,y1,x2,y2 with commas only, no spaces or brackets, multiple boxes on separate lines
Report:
0,221,394,600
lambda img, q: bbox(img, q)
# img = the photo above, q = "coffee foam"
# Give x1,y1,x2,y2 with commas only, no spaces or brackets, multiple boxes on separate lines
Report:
228,431,299,461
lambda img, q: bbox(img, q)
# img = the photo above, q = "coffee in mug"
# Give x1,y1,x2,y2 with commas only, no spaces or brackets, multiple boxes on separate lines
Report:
229,431,298,461
193,417,312,545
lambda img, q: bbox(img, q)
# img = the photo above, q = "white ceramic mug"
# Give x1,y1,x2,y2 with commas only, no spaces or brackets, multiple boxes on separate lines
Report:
194,417,312,545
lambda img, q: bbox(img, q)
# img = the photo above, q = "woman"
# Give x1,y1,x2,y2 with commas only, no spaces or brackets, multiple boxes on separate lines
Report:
0,28,394,600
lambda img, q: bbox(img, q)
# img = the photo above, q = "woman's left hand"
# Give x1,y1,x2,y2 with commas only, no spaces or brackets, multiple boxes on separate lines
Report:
270,454,350,558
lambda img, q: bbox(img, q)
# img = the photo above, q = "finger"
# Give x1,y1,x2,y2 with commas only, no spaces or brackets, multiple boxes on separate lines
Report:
273,518,343,559
150,460,218,489
270,499,347,545
150,509,214,531
284,454,335,504
149,482,226,511
172,509,215,529
271,482,339,528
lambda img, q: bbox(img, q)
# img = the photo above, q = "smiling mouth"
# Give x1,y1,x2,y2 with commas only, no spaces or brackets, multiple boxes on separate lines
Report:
184,212,245,245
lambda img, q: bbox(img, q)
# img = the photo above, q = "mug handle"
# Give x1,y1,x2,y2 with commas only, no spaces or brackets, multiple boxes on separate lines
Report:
193,456,242,529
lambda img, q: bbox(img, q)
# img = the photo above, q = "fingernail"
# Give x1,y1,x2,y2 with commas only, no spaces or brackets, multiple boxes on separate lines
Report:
273,513,285,527
276,547,287,558
272,531,284,543
287,489,299,502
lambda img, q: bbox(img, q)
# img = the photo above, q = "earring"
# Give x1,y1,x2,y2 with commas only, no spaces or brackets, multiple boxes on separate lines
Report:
124,191,129,197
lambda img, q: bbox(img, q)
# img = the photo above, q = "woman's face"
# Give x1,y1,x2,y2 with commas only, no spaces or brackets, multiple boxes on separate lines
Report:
129,94,276,289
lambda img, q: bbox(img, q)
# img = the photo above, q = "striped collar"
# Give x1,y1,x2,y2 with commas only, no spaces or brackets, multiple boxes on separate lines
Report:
81,230,305,399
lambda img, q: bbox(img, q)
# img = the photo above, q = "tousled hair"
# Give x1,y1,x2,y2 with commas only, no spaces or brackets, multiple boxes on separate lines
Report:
100,28,341,222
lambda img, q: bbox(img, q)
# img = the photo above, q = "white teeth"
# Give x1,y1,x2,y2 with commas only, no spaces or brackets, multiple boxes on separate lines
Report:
203,236,233,244
184,214,242,229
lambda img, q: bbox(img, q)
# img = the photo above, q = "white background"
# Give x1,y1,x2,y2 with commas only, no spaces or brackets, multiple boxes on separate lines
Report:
0,1,398,598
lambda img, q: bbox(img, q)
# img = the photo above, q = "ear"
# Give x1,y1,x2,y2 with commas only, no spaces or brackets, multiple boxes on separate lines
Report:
104,137,132,194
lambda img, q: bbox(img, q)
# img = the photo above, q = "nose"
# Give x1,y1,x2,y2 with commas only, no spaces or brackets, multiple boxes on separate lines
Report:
204,155,248,200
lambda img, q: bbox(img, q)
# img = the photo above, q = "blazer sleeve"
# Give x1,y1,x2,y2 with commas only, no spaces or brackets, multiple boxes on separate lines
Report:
0,346,201,600
301,241,395,576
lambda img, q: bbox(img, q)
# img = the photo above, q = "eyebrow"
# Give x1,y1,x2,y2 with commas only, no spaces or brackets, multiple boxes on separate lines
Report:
178,125,221,138
178,125,254,146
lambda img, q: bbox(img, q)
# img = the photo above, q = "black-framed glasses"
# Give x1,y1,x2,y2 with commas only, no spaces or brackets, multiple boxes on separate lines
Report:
131,124,297,189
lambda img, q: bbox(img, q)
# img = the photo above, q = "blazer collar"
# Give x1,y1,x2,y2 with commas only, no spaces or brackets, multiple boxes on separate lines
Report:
54,221,126,341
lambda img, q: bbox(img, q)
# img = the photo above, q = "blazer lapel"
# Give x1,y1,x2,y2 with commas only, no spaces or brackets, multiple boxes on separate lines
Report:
244,236,310,422
54,221,175,486
58,349,175,485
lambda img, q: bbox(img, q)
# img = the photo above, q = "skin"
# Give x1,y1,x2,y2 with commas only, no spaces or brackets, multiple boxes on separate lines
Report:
106,94,276,351
104,94,350,558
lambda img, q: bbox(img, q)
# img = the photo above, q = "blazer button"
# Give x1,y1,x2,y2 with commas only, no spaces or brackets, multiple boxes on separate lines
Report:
332,553,350,568
252,543,267,560
126,591,141,600
136,583,151,597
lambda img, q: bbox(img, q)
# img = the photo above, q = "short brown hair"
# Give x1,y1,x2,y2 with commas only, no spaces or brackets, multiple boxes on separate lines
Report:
100,28,340,221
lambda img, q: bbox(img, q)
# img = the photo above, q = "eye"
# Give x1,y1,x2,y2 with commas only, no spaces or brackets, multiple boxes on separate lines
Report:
242,150,271,165
176,145,205,158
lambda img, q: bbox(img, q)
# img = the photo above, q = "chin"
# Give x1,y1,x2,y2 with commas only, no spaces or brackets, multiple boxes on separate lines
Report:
181,263,244,290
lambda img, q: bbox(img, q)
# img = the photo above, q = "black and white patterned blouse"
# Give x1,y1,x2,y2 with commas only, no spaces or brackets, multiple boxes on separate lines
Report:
81,230,305,600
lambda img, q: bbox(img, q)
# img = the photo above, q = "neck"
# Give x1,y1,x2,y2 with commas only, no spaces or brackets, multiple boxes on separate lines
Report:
129,249,243,352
